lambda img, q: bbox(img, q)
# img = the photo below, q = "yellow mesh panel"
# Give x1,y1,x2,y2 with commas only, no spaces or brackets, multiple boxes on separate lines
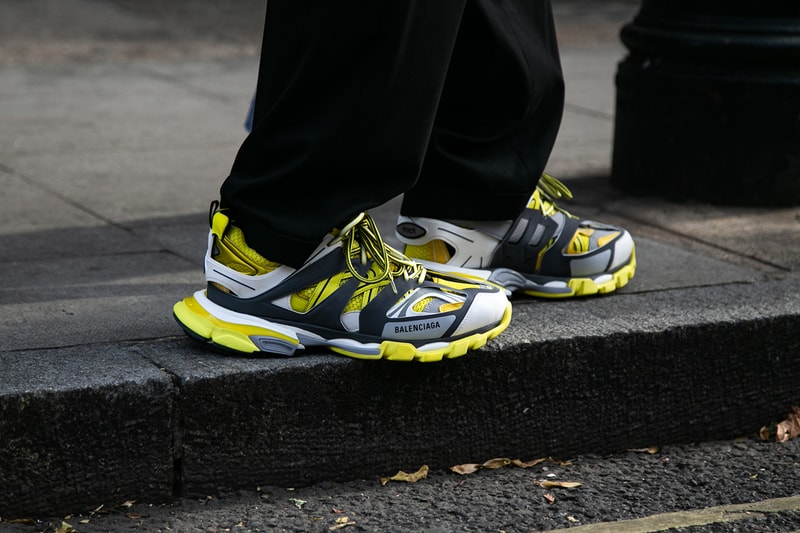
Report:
227,262,255,274
226,227,281,270
213,224,281,276
290,286,316,313
406,240,452,263
405,240,452,264
413,297,433,313
343,293,364,313
291,273,378,314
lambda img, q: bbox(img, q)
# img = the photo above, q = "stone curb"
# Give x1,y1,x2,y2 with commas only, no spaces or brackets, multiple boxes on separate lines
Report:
2,279,798,517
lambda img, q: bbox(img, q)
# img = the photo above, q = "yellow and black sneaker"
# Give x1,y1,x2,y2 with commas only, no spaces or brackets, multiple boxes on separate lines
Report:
173,206,511,362
396,174,636,298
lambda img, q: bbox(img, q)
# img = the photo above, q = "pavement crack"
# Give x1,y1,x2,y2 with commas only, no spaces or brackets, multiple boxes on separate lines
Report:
135,342,187,499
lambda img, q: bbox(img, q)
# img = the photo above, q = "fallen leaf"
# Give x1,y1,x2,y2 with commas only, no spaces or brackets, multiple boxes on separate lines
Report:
776,406,800,443
120,500,136,508
540,480,583,489
126,513,142,519
628,446,660,454
452,456,560,475
450,463,482,475
482,458,511,469
567,516,579,523
55,522,77,533
329,516,356,530
511,458,548,468
543,493,555,504
381,464,429,485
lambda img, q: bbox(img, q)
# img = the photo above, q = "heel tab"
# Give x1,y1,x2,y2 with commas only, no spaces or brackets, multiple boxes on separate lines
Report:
210,208,230,240
208,200,231,234
208,200,230,238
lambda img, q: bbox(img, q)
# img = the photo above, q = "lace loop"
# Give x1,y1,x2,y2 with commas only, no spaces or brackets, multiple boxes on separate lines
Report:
534,173,575,218
538,173,573,201
334,213,427,292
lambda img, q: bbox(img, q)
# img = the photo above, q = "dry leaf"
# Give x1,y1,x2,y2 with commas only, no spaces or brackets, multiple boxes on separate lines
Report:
567,516,579,523
543,493,555,504
482,458,511,469
55,522,77,533
450,463,482,475
511,458,548,468
776,406,800,443
452,456,557,475
540,480,583,489
380,464,429,485
628,446,660,454
329,516,356,530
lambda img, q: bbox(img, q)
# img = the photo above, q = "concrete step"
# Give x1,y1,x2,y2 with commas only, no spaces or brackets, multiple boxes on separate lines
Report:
3,277,799,516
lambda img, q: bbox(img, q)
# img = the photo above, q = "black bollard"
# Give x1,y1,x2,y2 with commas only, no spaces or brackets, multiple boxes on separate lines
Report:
611,0,800,205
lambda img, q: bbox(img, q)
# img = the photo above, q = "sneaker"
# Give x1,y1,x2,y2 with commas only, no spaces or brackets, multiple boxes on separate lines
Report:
173,206,511,362
396,174,636,298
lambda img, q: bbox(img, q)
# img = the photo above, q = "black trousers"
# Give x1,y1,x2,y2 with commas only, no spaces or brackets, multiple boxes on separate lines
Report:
221,0,564,267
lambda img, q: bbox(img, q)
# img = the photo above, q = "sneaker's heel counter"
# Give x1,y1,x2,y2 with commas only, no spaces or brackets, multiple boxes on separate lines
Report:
204,211,240,295
203,211,227,274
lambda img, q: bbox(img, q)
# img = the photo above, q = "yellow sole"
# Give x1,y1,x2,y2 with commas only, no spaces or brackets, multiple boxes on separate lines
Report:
174,293,512,363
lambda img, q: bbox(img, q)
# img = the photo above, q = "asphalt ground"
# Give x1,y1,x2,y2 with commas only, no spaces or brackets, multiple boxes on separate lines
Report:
3,437,800,532
1,0,800,531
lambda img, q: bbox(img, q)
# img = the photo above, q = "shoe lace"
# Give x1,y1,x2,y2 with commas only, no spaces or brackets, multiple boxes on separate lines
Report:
532,173,576,218
333,212,427,293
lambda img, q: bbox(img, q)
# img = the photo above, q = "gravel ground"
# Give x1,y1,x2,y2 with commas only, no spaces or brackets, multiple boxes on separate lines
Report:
3,435,799,533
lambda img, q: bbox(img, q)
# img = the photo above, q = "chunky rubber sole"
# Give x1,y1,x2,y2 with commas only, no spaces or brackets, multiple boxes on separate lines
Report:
513,248,637,299
174,290,512,363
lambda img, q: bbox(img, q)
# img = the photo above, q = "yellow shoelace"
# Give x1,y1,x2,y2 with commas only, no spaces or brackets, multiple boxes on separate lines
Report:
333,213,428,293
532,173,576,218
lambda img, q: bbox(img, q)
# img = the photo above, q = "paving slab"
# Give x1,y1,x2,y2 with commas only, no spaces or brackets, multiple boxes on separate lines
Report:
0,249,197,351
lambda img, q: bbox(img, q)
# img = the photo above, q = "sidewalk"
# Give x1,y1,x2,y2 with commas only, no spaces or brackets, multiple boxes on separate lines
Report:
1,0,799,518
